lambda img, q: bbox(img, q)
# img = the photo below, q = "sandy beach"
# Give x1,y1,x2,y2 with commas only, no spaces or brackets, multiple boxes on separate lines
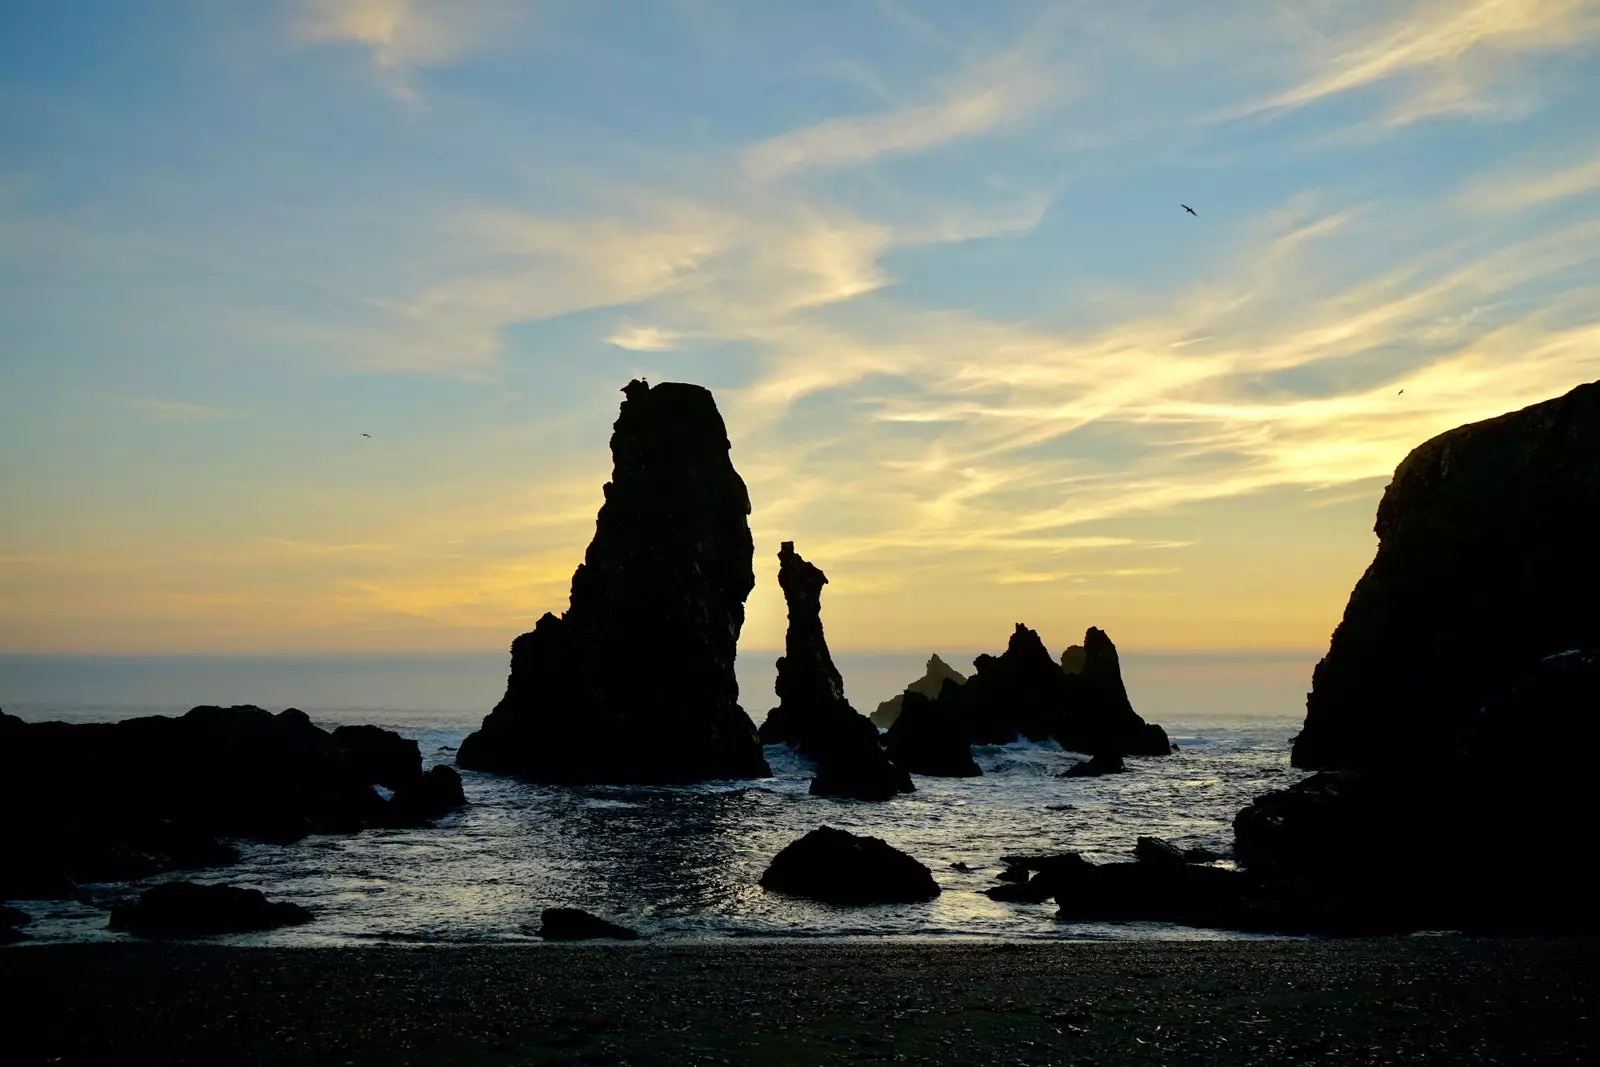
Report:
6,936,1596,1065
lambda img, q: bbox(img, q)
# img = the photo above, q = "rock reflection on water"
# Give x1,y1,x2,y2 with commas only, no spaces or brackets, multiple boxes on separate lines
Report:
22,719,1306,945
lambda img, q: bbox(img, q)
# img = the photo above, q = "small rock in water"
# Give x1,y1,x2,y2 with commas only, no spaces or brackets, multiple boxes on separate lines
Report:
538,907,640,941
760,826,939,904
108,882,313,936
1059,752,1126,777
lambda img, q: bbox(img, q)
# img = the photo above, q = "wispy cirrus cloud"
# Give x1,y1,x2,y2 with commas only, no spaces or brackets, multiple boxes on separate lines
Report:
742,56,1061,180
1250,0,1600,125
1459,149,1600,210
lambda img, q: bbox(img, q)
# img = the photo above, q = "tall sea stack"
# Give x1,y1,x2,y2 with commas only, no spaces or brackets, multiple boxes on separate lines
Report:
457,380,770,784
1293,380,1600,771
759,542,911,800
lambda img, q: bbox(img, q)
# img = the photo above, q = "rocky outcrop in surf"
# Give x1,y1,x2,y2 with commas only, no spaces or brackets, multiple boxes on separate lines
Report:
108,882,313,936
1293,380,1600,772
759,827,940,904
870,654,966,728
456,380,769,785
930,624,1171,757
0,706,466,900
884,691,980,777
758,542,911,801
538,908,640,941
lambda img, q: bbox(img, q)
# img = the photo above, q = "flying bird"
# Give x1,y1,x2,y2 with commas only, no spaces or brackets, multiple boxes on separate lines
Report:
1181,204,1197,216
1398,389,1404,395
361,432,371,437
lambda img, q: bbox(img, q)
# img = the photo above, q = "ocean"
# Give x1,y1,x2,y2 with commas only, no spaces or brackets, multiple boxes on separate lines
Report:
2,650,1315,945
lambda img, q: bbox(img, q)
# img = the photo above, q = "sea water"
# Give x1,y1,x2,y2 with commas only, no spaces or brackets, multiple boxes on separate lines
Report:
1,651,1314,945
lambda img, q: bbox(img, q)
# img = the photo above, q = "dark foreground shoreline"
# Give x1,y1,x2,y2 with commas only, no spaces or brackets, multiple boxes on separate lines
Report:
5,937,1596,1065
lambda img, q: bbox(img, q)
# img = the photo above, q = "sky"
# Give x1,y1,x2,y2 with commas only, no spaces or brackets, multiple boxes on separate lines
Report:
1,0,1598,658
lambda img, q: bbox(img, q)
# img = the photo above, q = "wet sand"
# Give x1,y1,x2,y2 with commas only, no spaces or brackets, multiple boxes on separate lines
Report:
5,937,1596,1065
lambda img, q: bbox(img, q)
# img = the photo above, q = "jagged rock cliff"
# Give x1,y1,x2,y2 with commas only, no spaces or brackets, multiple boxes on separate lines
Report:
934,624,1170,756
870,654,966,728
457,380,770,784
758,542,911,800
1062,627,1172,757
1293,380,1600,771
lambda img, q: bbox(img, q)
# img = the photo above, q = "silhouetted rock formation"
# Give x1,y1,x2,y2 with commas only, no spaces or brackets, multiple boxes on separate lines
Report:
884,691,980,777
333,724,421,791
1064,628,1173,757
0,706,464,900
986,853,1092,903
456,381,769,785
108,882,313,936
759,826,940,904
538,908,640,941
931,625,1171,757
0,905,30,944
758,542,911,801
1133,836,1220,866
870,654,966,728
1225,383,1600,934
387,765,467,826
1052,862,1249,927
957,624,1069,744
1293,381,1600,772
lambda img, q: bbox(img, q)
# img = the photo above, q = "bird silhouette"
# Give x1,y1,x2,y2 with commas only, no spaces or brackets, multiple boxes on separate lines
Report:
1181,204,1197,216
361,432,371,437
1398,389,1404,395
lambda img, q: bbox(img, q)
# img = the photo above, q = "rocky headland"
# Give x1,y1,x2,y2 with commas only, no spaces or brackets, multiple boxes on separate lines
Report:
1231,380,1600,932
456,380,770,785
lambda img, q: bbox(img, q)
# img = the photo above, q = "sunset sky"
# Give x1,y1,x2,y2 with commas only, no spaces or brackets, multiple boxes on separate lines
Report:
2,1,1598,657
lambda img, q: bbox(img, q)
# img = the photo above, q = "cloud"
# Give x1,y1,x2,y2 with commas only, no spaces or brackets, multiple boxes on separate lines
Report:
293,0,519,99
720,205,1600,590
742,45,1060,180
1459,150,1600,210
1251,0,1600,125
120,397,232,422
605,324,687,352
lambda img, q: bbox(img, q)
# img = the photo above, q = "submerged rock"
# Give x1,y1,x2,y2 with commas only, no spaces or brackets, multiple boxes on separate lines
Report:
538,908,640,941
457,381,769,785
870,654,967,728
0,706,457,899
759,542,911,801
108,882,313,936
759,826,940,904
884,690,980,777
1293,380,1600,772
